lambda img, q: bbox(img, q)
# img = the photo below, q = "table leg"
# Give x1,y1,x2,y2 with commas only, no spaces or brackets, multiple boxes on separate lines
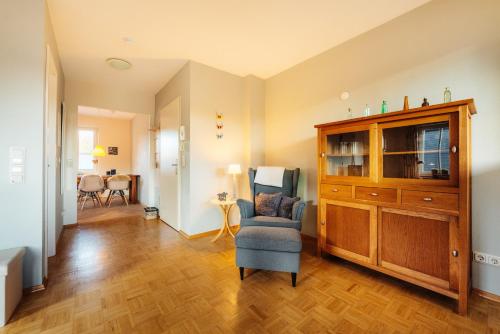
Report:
212,204,235,242
226,205,235,238
211,217,226,242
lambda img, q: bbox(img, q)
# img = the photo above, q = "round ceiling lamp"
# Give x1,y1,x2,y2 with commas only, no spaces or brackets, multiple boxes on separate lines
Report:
106,58,132,70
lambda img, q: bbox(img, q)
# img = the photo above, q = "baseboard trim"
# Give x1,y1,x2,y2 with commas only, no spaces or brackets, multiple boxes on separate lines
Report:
473,288,500,303
180,228,315,241
24,276,48,295
301,233,317,242
179,225,240,240
55,226,66,255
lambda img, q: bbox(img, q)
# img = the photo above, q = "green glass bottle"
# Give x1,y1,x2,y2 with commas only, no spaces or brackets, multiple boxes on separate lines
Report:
381,100,388,114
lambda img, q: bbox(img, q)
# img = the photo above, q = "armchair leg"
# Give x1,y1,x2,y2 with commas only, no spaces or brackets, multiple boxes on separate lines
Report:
239,267,244,280
291,273,297,287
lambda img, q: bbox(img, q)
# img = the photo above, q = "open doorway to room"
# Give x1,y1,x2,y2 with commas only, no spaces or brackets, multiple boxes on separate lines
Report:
76,105,153,224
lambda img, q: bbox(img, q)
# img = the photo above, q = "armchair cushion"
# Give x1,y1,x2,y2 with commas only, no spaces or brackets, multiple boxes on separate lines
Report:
235,226,302,253
255,192,282,217
241,215,301,231
278,196,300,219
292,200,306,222
237,199,255,219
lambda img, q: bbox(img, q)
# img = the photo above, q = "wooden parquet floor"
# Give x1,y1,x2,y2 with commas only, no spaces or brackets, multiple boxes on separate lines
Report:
77,202,144,225
2,216,499,333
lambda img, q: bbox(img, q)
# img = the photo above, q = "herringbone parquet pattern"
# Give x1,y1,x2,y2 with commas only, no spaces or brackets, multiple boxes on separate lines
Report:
2,216,499,333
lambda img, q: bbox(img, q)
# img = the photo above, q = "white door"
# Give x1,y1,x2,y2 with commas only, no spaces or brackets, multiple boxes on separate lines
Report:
45,45,58,262
159,97,181,230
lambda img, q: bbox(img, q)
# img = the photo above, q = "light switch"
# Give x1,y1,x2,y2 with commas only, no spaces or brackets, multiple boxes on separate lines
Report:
9,146,26,184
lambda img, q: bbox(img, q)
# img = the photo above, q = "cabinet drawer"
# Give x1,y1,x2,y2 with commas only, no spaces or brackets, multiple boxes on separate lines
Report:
321,184,352,199
402,190,458,211
355,186,397,203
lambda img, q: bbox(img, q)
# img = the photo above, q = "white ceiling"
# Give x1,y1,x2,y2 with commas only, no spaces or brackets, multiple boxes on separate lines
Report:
78,105,137,120
47,0,430,94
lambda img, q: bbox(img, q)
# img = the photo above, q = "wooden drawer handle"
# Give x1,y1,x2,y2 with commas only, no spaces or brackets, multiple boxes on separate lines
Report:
423,197,433,202
370,192,379,196
331,188,339,192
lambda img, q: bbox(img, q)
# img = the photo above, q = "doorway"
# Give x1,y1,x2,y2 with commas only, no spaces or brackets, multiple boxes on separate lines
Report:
159,97,181,231
75,106,151,223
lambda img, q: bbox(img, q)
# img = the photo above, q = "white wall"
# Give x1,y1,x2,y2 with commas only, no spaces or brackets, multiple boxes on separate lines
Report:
265,0,500,295
154,62,266,236
77,114,132,175
131,113,154,205
0,0,64,288
189,62,246,235
63,81,154,225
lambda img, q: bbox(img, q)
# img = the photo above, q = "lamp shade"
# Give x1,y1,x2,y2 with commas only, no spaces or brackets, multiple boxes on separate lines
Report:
91,145,106,157
227,164,241,175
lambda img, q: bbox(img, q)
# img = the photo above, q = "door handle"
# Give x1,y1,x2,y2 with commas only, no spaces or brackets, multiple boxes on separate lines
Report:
171,163,178,167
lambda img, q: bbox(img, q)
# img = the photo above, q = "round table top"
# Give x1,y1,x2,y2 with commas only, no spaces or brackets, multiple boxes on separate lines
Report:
211,198,236,206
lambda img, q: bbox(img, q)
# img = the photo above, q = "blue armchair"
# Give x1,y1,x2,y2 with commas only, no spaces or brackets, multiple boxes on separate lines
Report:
236,168,306,230
235,168,305,286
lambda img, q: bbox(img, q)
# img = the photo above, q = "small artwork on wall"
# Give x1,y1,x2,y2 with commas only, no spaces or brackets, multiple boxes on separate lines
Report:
216,112,224,139
108,146,118,155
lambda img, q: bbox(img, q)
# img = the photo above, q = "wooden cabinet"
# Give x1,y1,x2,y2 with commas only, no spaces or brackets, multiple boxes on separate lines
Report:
315,100,475,315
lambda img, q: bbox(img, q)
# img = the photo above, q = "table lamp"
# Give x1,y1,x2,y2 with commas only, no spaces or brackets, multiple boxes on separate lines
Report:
91,145,106,169
227,164,241,199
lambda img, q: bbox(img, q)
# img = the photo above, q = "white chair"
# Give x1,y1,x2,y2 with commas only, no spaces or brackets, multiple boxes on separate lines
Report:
106,175,131,207
78,174,105,210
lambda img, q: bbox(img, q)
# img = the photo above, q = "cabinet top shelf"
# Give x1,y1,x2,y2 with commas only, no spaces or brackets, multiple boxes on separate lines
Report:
314,99,476,129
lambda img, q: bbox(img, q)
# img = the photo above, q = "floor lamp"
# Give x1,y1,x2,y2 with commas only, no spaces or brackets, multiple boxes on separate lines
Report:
227,164,241,200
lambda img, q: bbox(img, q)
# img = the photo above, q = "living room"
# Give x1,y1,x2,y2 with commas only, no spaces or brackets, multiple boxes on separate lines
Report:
1,0,499,332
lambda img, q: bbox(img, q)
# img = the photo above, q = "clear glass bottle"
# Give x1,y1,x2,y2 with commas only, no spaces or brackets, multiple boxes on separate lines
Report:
444,87,451,103
363,104,371,117
347,107,353,119
381,100,388,114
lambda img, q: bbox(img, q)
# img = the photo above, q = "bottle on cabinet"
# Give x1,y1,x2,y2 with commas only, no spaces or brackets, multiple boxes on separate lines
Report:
381,100,388,114
363,104,371,117
444,87,452,103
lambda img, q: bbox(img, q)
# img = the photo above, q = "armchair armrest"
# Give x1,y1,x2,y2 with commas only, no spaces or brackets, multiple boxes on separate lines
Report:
237,199,255,218
292,200,306,221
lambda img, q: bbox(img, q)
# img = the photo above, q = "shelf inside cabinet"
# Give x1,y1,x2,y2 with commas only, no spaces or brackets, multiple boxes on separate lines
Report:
327,154,369,158
383,150,448,156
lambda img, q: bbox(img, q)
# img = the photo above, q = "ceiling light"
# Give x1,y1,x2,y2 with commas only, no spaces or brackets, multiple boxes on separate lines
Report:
106,58,132,70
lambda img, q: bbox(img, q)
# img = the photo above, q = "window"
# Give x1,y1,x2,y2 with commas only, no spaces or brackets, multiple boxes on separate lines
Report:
419,123,450,175
78,128,96,171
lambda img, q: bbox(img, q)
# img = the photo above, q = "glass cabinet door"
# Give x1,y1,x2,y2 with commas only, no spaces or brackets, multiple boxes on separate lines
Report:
381,116,457,184
323,129,370,178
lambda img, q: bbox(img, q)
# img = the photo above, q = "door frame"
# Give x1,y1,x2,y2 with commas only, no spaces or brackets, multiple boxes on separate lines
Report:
158,97,182,231
44,45,59,276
